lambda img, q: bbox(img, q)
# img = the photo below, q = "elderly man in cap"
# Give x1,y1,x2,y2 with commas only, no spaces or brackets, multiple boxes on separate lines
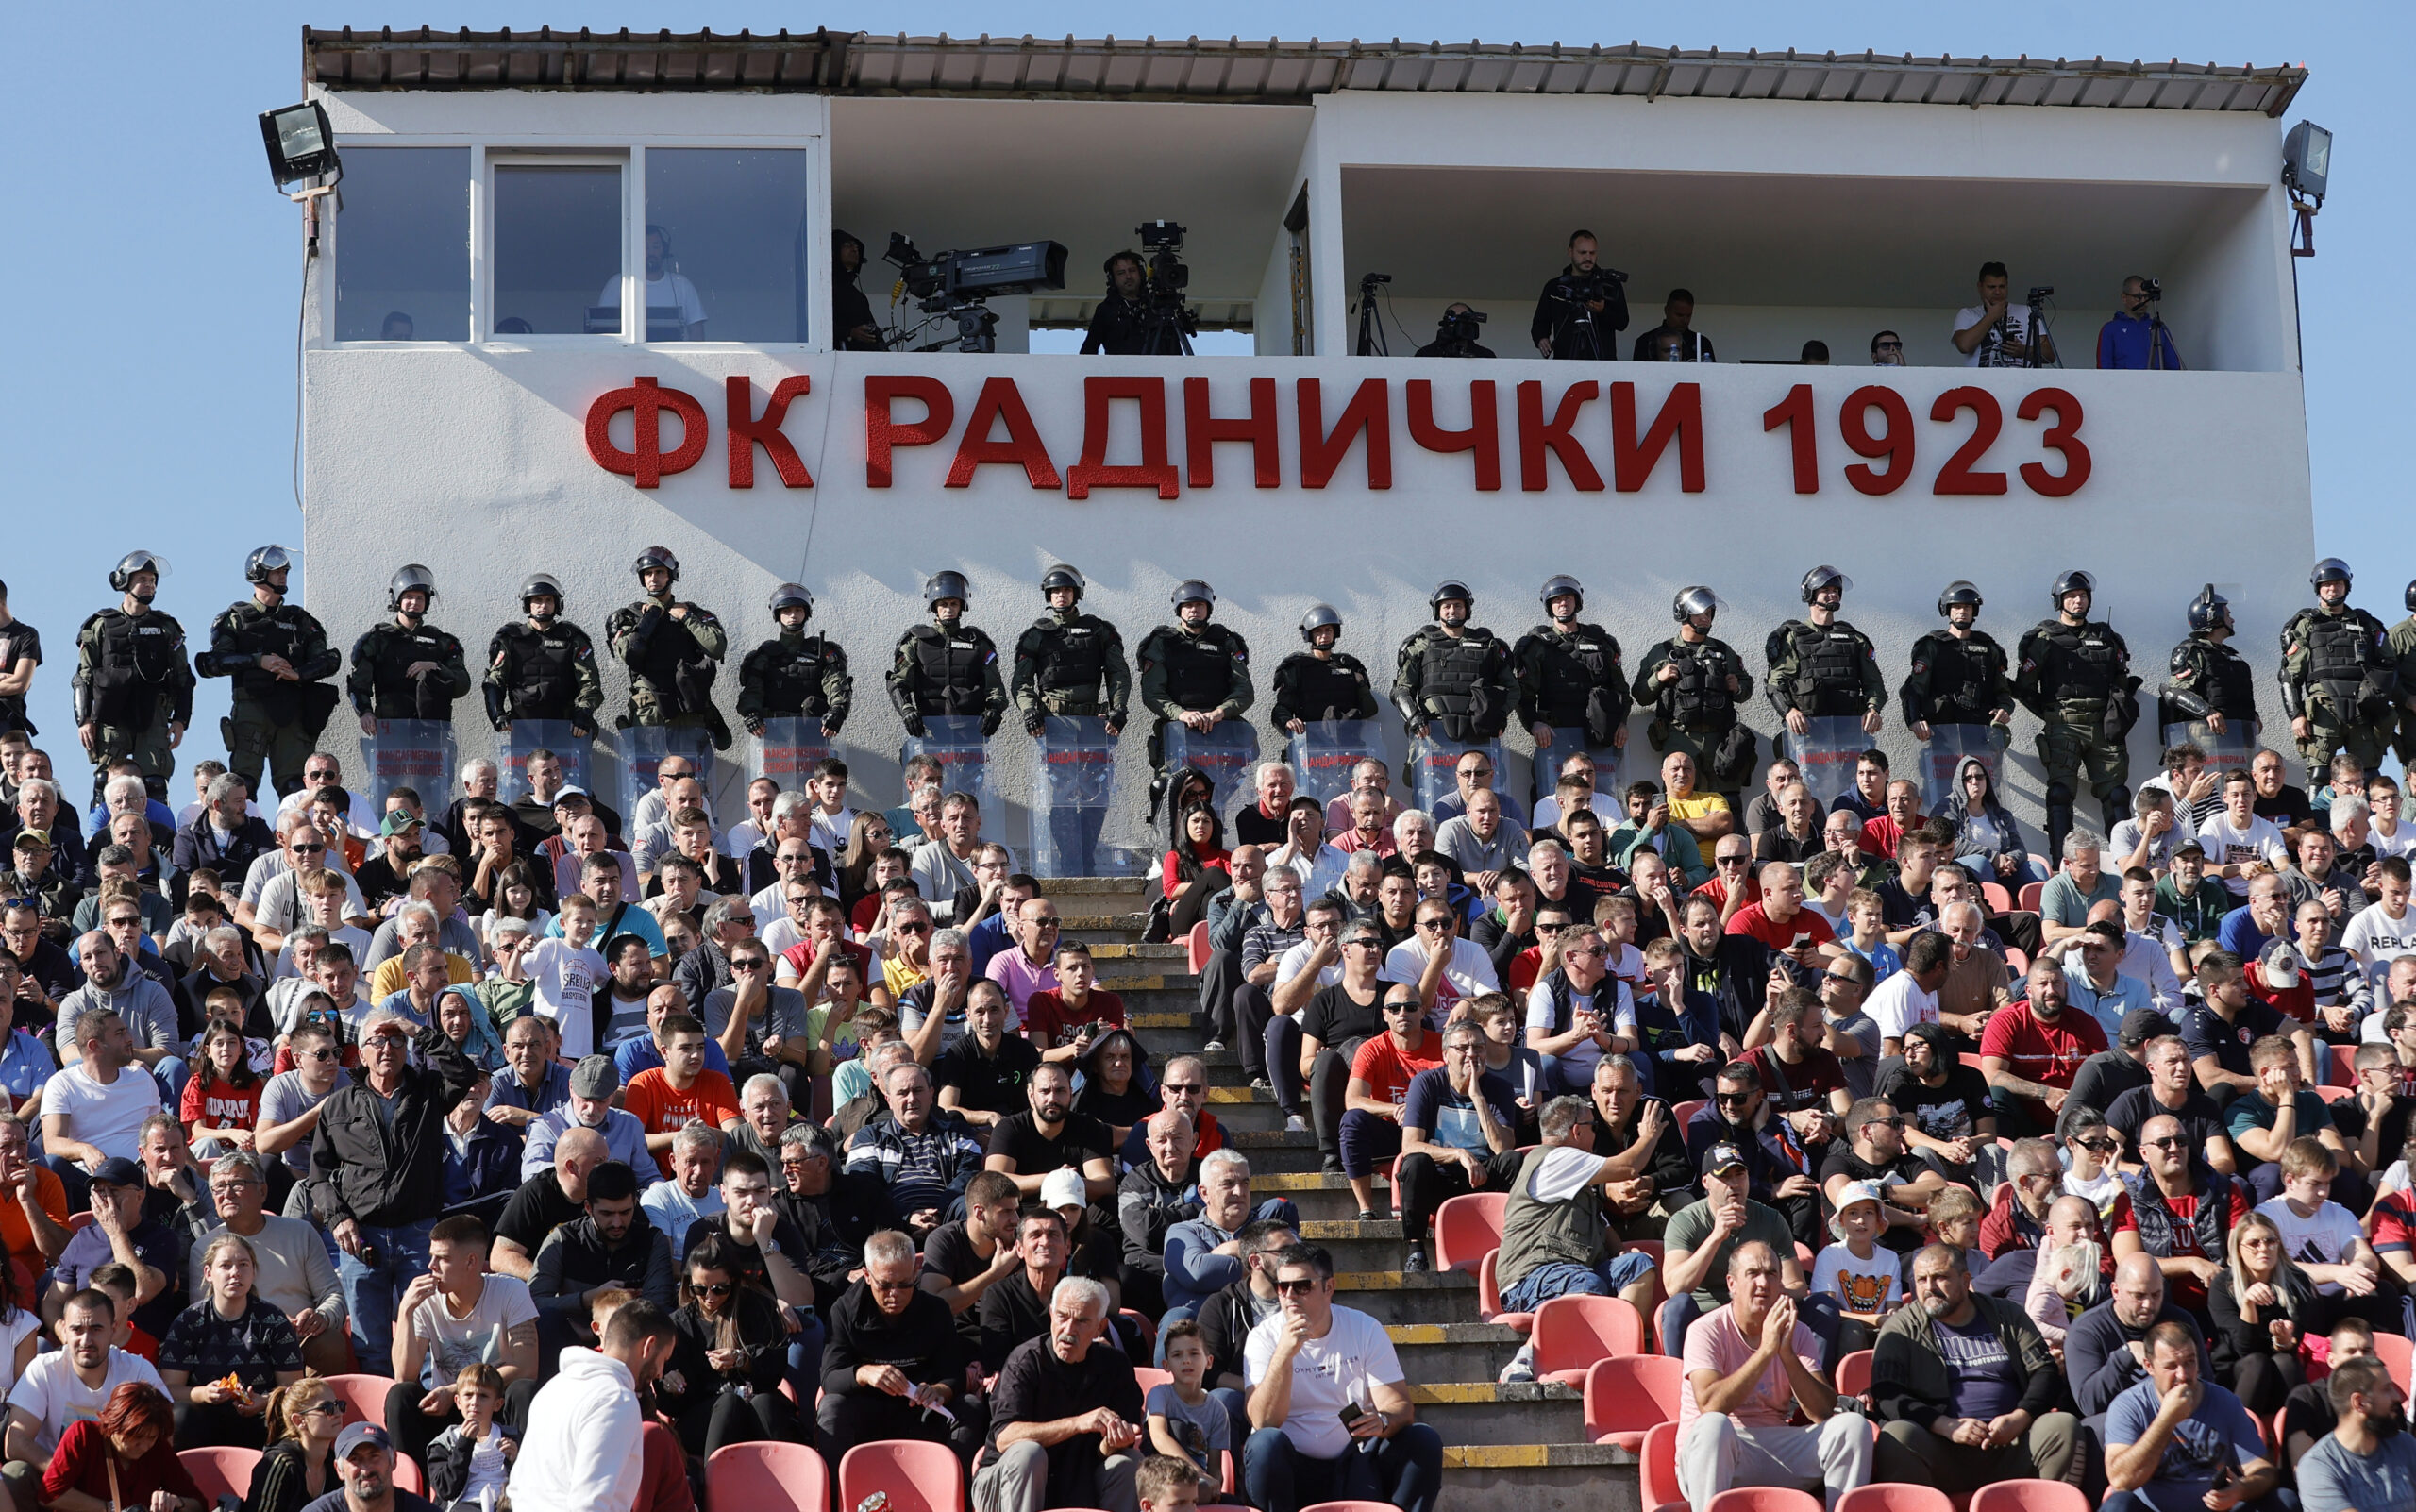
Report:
521,1054,660,1186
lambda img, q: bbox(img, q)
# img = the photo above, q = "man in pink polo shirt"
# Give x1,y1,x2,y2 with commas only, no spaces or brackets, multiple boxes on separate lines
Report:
1677,1238,1873,1507
982,893,1061,1027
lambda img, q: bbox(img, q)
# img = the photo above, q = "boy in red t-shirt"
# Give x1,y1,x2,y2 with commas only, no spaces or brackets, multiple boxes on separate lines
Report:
1024,941,1126,1064
1334,987,1444,1218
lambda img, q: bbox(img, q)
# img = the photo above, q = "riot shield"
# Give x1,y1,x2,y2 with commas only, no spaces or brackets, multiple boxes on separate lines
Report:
1787,715,1869,811
501,720,594,804
2160,720,2258,782
1919,724,2009,814
755,718,834,794
1032,716,1116,878
1533,729,1623,808
616,726,716,815
1287,719,1386,809
360,719,456,815
1163,723,1261,821
1409,736,1505,815
901,715,992,816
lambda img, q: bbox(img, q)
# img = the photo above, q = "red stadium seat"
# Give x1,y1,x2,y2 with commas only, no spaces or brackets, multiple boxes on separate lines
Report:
1300,1504,1401,1512
2374,1329,2413,1393
2312,1084,2354,1103
2327,1042,2358,1085
313,1373,392,1428
393,1455,424,1496
1533,1294,1646,1385
1671,1099,1708,1127
2016,882,2044,912
1434,1192,1506,1274
1583,1354,1685,1451
839,1440,967,1512
1704,1488,1822,1512
1835,1349,1873,1402
178,1448,261,1506
1132,1367,1174,1395
1837,1487,1954,1512
1185,920,1212,974
1969,1481,2090,1512
2002,947,2030,975
1980,882,2015,915
707,1442,830,1512
1477,1249,1533,1333
1638,1420,1683,1512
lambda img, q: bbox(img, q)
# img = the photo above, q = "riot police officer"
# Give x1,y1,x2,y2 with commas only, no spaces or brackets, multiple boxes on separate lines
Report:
1765,565,1887,738
2014,569,2140,865
346,564,473,733
2158,585,2259,741
886,570,1008,738
1514,575,1630,758
483,573,603,738
1392,582,1516,743
1138,580,1253,806
198,546,340,799
1011,565,1130,736
2390,580,2416,766
73,551,193,802
1900,580,2015,741
1631,587,1755,792
1268,605,1379,731
606,546,730,749
736,584,853,739
2279,558,2395,786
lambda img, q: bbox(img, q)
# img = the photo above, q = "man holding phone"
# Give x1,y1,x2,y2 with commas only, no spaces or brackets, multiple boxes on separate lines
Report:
1242,1243,1441,1512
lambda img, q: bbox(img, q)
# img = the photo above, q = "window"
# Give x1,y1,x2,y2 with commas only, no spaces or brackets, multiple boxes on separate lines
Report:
333,147,470,342
642,149,814,343
491,160,624,336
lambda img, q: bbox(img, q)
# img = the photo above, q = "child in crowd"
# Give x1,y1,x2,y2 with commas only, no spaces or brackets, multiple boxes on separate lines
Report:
1839,889,1903,983
1146,1320,1231,1500
1811,1181,1900,1354
427,1362,517,1512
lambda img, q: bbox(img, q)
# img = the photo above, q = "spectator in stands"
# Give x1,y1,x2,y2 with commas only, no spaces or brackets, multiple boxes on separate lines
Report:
1874,1021,1994,1190
2104,1026,2224,1158
1489,1092,1664,1384
156,1231,304,1447
34,1382,197,1512
1981,957,2107,1137
847,1060,986,1240
529,1159,674,1352
1192,1219,1294,1452
2102,1319,2285,1512
185,1152,344,1376
1393,1019,1522,1269
2228,1033,2360,1205
522,1055,657,1184
935,981,1045,1132
41,1159,176,1351
2038,834,2120,949
1117,1111,1205,1319
508,1297,678,1512
1685,1059,1823,1248
1676,1239,1872,1507
979,1203,1070,1376
985,1061,1115,1201
656,1234,797,1459
2,1285,167,1499
1820,1096,1946,1253
490,1125,608,1281
1870,1242,2079,1489
819,1228,985,1468
2068,1253,2214,1426
975,1275,1146,1512
387,1213,539,1465
2114,1111,2249,1325
640,1122,724,1242
1738,991,1852,1122
1333,987,1437,1218
1242,1241,1438,1512
1161,1149,1267,1320
2062,919,2154,1038
986,896,1063,1024
2296,1353,2416,1511
1436,788,1527,895
916,1167,1023,1339
39,1008,164,1212
2206,1209,2323,1420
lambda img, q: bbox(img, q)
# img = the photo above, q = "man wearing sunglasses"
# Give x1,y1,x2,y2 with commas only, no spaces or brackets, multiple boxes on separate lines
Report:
2110,1112,2248,1320
1243,1242,1439,1512
1818,1098,1947,1255
237,813,368,960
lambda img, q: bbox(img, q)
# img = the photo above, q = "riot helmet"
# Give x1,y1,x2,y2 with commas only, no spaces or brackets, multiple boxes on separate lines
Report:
2311,558,2354,591
1299,604,1344,644
1171,579,1216,611
1671,586,1721,623
768,583,814,619
1430,580,1475,613
519,573,565,613
2050,569,2096,608
633,546,681,586
1039,564,1086,602
387,564,438,613
2405,580,2416,615
1936,581,1983,618
924,571,971,611
2186,584,2233,634
244,546,295,586
1801,565,1851,605
109,551,170,594
1539,575,1586,615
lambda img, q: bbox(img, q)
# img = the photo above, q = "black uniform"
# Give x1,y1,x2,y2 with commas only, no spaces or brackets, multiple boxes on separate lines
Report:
1079,295,1151,357
1529,264,1630,361
0,620,40,735
605,598,730,747
1391,625,1516,742
887,623,1009,738
1764,617,1887,721
1514,622,1631,747
1413,337,1496,359
482,620,604,732
736,630,853,735
1268,652,1379,729
1630,635,1757,787
1899,629,2016,729
1011,612,1131,731
2158,633,2260,733
2014,616,2140,854
198,598,342,796
346,621,473,722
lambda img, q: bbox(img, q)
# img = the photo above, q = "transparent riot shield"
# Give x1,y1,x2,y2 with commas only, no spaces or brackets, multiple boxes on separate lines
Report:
1287,719,1385,809
1919,724,2010,814
754,718,834,794
1032,716,1116,878
1409,736,1505,816
501,720,594,804
1787,715,1869,811
2160,719,2258,782
616,726,716,815
902,715,992,816
360,719,456,815
1532,729,1624,808
1163,723,1261,821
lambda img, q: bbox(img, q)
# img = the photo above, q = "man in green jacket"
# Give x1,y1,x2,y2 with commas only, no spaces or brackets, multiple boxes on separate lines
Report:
1870,1243,2079,1492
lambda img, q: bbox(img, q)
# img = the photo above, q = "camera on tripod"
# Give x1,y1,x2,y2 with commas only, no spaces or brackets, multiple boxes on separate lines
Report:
1130,220,1199,355
2137,277,2162,301
1552,265,1628,307
882,231,1068,352
1439,306,1487,344
2026,286,2055,304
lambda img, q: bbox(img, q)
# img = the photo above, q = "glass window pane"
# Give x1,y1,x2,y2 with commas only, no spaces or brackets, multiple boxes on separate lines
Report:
643,149,814,343
492,163,624,336
333,147,469,341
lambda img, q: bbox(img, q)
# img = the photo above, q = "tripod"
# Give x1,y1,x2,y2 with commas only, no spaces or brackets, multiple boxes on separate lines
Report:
1139,299,1195,356
913,295,998,353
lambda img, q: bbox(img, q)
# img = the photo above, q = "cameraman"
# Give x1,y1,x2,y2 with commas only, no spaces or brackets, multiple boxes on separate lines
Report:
1630,288,1716,362
831,229,885,352
1416,303,1496,359
1951,260,2055,367
1530,230,1629,361
1080,250,1151,355
2096,276,2183,370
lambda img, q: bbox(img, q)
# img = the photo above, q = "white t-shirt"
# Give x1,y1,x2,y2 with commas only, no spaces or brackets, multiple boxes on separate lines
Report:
2255,1196,2367,1296
1382,938,1501,1020
39,1064,164,1168
1530,793,1618,831
1953,303,2036,368
809,806,858,861
274,925,372,980
0,1312,38,1399
1243,1305,1403,1459
2342,901,2416,988
525,938,608,1059
5,1349,167,1455
2107,818,2181,873
1525,975,1634,1085
2369,817,2416,862
1811,1242,1902,1317
252,867,372,932
1864,972,1939,1043
2195,814,2289,897
410,1274,541,1386
1273,941,1347,993
1518,1143,1609,1204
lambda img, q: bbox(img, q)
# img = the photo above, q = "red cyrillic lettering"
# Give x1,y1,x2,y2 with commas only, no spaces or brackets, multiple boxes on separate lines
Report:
1067,378,1179,499
1405,380,1501,492
946,377,1061,490
1182,377,1281,488
1514,381,1603,493
726,375,815,489
864,376,954,489
584,377,709,490
1610,381,1706,493
1295,379,1392,491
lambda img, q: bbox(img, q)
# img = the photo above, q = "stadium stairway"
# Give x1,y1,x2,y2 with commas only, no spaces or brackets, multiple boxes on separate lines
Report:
1049,877,1640,1512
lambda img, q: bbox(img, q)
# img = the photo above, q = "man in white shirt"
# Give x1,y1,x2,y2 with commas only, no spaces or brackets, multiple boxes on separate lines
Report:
2342,856,2416,997
2198,769,2290,899
506,1296,677,1512
39,1007,163,1207
1,1289,165,1470
1243,1244,1440,1512
1864,933,1951,1057
1266,797,1349,901
2365,777,2416,860
1526,924,1632,1092
804,759,857,859
1384,899,1501,1024
606,226,707,339
909,792,1015,916
1951,260,2055,367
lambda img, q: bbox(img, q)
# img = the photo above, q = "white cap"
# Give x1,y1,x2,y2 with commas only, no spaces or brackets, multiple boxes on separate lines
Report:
1040,1168,1087,1212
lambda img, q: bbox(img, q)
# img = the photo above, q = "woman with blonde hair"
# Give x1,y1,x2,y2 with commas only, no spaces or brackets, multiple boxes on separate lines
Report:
2205,1208,2320,1416
247,1376,344,1512
156,1234,305,1448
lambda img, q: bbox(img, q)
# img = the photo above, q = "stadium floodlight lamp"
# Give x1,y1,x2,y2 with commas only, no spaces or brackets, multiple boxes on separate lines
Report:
2282,120,2331,207
259,101,340,189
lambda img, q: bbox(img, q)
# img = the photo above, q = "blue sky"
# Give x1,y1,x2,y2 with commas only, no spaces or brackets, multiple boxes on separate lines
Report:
2,2,2405,802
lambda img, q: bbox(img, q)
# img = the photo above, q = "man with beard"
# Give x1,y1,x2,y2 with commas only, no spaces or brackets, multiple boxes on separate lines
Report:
1869,1243,2078,1491
2293,1354,2416,1510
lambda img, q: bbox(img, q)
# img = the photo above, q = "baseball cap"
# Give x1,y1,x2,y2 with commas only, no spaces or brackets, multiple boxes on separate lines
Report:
570,1054,619,1099
553,784,590,803
2118,1008,2175,1047
1700,1142,1747,1177
88,1157,143,1189
1040,1168,1087,1212
2261,942,2303,989
334,1423,393,1460
2173,840,2206,860
378,810,424,836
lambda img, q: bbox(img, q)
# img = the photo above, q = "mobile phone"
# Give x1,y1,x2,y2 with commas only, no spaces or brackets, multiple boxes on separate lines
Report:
1337,1402,1367,1428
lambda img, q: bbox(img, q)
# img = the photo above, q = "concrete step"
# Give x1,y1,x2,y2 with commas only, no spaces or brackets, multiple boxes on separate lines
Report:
1225,1128,1326,1175
1408,1380,1587,1446
1295,1218,1411,1272
1251,1170,1397,1223
1440,1449,1641,1512
1038,876,1150,916
1058,913,1149,942
1131,1007,1210,1061
1330,1268,1484,1327
1390,1320,1529,1382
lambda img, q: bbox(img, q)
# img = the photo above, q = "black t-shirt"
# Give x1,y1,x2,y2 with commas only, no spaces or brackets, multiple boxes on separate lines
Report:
1816,1143,1932,1252
2067,1050,2154,1123
2179,1000,2286,1080
679,1212,811,1301
2280,1377,2337,1457
2327,1091,2414,1169
919,1218,996,1341
2254,785,2313,831
1233,806,1288,848
934,1034,1044,1117
1566,864,1627,916
1300,981,1384,1050
977,1267,1051,1374
983,1334,1144,1458
2104,1085,2230,1157
986,1111,1112,1174
1875,1063,1994,1147
494,1172,579,1255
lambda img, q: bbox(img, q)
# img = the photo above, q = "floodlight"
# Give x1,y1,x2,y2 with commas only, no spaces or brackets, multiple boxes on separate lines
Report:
259,101,339,188
2283,120,2331,206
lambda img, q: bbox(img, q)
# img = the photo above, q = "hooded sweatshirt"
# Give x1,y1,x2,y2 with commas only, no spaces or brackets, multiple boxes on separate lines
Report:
506,1346,644,1512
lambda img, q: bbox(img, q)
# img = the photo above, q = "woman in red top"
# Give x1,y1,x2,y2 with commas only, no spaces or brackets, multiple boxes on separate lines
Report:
1163,800,1232,937
41,1383,201,1512
178,1021,263,1163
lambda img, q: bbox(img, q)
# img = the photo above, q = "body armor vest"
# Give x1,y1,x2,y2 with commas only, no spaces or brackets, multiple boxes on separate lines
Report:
1781,621,1871,715
904,626,994,715
1032,616,1112,701
1279,653,1370,722
1665,641,1736,728
1913,631,2003,725
2038,622,2122,704
1529,624,1620,732
496,623,584,720
1151,626,1241,710
1418,630,1499,726
364,625,459,719
748,632,840,716
90,613,181,727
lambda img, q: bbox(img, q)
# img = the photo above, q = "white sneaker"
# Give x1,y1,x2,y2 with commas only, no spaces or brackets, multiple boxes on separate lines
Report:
1284,1114,1309,1134
1499,1347,1536,1386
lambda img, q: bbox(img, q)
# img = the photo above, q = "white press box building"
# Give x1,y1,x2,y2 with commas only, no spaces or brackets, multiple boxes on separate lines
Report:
296,28,2319,846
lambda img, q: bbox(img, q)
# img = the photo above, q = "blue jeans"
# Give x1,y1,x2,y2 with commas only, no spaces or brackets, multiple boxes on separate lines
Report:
783,1306,829,1405
1243,1424,1443,1512
2101,1492,2294,1512
1152,1304,1200,1367
151,1056,190,1106
336,1218,436,1369
1499,1252,1658,1316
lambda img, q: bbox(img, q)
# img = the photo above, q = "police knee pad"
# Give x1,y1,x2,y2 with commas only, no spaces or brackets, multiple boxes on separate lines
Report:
2043,781,2077,811
2105,784,2133,822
